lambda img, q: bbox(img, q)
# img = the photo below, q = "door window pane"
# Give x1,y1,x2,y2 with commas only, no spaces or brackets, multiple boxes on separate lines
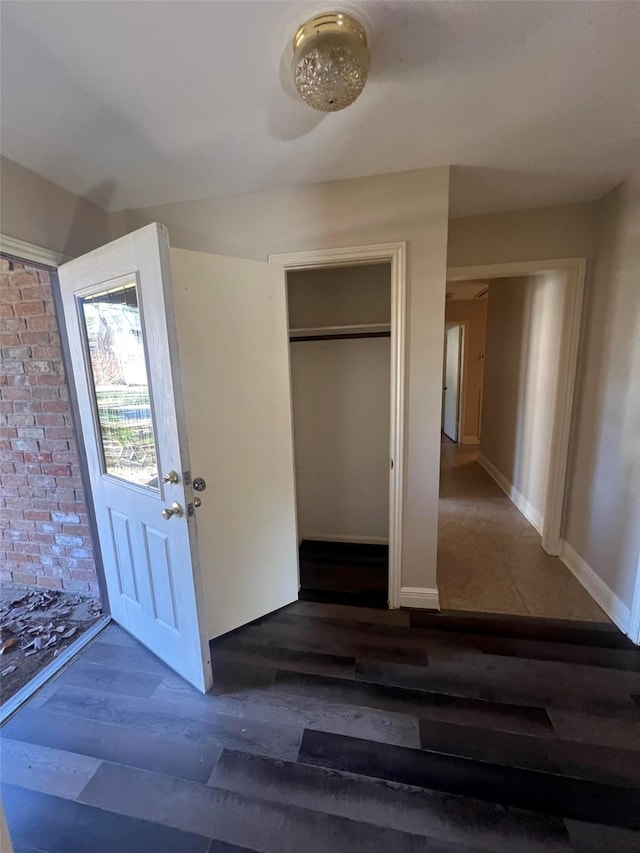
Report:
80,282,159,489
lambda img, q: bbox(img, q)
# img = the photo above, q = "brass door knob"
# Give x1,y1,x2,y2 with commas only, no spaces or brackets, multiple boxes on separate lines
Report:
161,502,183,520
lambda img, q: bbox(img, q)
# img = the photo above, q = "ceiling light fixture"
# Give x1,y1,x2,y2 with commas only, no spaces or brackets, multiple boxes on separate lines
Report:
292,12,369,112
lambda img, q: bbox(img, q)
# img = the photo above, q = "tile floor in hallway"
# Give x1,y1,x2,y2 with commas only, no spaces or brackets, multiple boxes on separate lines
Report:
438,443,609,621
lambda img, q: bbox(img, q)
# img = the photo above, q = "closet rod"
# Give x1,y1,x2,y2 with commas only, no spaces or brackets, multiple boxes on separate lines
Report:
290,331,391,343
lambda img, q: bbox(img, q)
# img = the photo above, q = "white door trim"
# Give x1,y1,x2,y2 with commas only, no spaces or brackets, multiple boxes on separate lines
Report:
447,257,587,556
629,551,640,644
269,243,406,609
0,233,69,267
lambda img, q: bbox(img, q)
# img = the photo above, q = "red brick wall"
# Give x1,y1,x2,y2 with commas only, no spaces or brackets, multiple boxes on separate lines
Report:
0,256,99,593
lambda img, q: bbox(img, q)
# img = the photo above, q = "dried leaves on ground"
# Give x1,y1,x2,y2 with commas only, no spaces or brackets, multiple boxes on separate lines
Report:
0,587,102,704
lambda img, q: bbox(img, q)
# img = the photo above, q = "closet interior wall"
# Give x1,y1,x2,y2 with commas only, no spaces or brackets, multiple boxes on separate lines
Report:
287,264,392,546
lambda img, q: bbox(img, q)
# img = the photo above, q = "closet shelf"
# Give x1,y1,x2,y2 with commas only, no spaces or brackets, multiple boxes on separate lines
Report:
289,323,391,342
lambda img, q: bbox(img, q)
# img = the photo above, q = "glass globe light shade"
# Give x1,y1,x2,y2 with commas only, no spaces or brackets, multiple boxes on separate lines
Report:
292,13,370,112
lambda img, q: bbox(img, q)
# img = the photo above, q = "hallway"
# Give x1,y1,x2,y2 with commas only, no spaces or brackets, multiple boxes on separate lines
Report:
438,443,609,621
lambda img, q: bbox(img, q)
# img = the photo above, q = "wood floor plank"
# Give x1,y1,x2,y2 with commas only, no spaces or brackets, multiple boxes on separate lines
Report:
1,784,211,853
79,639,171,675
285,600,410,627
418,718,559,773
55,661,164,697
418,717,640,786
564,820,640,853
79,760,483,853
408,612,628,648
2,706,223,783
209,748,571,853
94,624,138,647
41,683,303,761
0,738,102,799
298,588,388,608
357,652,640,717
355,658,551,732
207,658,275,693
299,730,640,829
239,618,432,664
477,635,640,672
274,667,554,737
545,707,640,752
211,641,356,678
20,680,63,711
156,673,420,748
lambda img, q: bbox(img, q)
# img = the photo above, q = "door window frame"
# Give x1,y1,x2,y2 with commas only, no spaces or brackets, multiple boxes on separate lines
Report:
75,273,163,495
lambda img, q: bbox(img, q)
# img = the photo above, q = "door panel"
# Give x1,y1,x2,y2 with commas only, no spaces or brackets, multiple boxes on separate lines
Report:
170,247,299,640
443,325,462,442
58,224,212,692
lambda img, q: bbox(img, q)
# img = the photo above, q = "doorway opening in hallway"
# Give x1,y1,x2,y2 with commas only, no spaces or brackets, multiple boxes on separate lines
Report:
437,267,608,622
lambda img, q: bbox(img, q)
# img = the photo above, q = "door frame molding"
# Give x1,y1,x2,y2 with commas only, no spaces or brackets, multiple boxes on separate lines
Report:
269,242,406,609
0,233,69,267
447,257,587,556
629,553,640,645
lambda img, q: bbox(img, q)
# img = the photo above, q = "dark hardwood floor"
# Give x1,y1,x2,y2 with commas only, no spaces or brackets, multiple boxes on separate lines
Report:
2,601,640,852
298,539,389,608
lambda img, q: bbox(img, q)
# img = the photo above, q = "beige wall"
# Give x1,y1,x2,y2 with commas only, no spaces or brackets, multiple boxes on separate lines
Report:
564,175,640,610
287,264,391,328
444,299,487,441
481,275,565,526
448,202,598,267
119,166,450,593
0,156,111,257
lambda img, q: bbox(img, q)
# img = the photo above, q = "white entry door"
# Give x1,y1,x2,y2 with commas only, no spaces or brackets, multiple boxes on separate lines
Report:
58,224,212,692
443,325,462,442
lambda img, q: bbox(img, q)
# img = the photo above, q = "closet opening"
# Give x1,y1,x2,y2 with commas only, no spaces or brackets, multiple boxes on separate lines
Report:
286,262,392,609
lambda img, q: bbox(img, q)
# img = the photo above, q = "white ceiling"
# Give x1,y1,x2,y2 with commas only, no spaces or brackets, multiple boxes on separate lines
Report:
1,1,638,215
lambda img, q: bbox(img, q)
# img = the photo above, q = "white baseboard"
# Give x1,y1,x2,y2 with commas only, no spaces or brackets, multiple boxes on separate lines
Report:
399,586,440,610
461,436,481,445
478,454,543,535
559,541,631,634
300,533,389,545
